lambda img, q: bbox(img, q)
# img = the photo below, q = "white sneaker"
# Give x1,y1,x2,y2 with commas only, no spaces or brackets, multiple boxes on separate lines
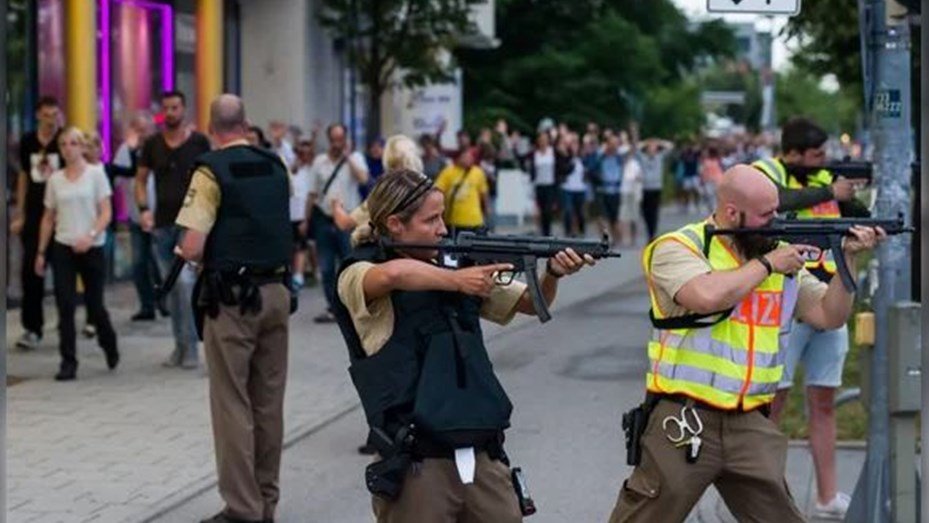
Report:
15,331,41,351
813,492,850,520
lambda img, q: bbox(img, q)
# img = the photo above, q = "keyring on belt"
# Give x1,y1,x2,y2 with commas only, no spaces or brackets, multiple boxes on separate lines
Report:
662,405,704,443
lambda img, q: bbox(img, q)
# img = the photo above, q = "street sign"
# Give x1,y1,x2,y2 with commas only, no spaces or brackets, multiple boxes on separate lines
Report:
707,0,801,15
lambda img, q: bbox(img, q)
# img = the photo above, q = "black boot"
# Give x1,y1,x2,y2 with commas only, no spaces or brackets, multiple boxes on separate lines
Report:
55,361,77,381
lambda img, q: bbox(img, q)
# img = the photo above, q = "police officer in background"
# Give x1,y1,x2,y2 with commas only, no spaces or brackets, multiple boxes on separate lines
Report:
334,169,594,522
175,94,291,523
753,117,869,519
610,166,882,522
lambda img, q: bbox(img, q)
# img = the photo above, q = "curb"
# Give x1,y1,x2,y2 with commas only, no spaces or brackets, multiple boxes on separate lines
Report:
137,401,362,523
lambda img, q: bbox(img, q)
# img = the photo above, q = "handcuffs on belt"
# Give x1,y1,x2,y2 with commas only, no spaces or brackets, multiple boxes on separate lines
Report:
662,402,704,464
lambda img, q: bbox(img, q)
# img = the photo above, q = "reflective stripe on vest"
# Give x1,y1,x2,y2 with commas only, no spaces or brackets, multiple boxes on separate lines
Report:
752,158,840,274
642,221,800,410
753,157,787,186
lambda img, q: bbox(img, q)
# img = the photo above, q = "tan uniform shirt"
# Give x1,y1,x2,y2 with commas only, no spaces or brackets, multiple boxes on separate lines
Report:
338,262,528,356
648,237,828,321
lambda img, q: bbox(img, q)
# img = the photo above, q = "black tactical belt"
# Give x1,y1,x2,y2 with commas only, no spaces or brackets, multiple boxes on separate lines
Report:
412,433,505,461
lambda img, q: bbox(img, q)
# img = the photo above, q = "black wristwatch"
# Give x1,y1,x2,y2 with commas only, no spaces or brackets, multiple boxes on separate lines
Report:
754,256,773,276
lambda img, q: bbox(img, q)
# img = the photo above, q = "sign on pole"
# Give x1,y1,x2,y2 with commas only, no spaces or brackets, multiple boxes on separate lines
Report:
707,0,801,15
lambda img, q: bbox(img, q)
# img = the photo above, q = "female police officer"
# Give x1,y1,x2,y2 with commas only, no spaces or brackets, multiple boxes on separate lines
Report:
334,169,594,522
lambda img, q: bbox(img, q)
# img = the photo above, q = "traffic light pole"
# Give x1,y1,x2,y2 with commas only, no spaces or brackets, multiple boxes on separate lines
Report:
921,2,929,521
847,1,914,522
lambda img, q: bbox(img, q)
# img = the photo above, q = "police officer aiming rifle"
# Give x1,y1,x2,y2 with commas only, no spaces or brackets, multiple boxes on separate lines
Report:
333,169,595,522
611,165,883,522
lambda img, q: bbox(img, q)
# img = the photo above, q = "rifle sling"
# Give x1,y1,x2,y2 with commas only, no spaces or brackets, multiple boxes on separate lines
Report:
648,307,733,330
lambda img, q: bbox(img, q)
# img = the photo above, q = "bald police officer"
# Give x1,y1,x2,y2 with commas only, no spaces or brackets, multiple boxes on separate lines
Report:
175,94,291,523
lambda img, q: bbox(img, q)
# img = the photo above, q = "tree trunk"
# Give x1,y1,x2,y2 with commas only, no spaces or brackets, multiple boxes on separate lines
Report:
366,85,382,145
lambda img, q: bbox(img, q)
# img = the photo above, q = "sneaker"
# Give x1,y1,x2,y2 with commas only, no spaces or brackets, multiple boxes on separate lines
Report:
103,347,120,370
162,351,182,368
54,362,77,381
313,311,337,324
15,331,41,351
82,324,97,339
180,358,200,370
813,492,851,520
131,310,156,321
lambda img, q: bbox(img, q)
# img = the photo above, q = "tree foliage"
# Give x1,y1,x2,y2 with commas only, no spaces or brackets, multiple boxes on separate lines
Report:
775,68,859,134
317,0,482,137
783,0,863,92
457,0,737,138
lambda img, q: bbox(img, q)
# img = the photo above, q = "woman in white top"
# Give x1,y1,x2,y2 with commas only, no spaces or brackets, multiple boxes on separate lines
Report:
530,132,558,236
35,127,119,381
290,140,315,289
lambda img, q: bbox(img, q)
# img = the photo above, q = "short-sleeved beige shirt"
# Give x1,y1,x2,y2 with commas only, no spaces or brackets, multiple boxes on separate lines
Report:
648,236,828,321
337,261,528,356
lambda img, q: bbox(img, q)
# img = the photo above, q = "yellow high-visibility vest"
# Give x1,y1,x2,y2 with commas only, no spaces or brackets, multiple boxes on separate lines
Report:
753,157,839,274
642,220,800,410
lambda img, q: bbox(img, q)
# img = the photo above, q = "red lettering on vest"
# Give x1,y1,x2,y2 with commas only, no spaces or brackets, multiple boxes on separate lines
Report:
810,200,840,217
732,291,783,327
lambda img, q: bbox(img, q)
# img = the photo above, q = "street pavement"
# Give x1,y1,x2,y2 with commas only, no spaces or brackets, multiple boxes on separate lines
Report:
7,207,864,523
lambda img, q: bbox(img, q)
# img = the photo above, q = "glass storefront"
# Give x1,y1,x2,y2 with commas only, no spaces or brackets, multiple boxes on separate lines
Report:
100,0,175,160
6,0,238,290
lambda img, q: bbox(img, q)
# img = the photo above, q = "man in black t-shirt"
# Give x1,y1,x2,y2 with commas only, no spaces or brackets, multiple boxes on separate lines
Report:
10,96,62,350
135,91,212,369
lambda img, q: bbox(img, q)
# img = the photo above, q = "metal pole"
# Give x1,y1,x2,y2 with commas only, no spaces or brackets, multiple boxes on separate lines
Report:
848,1,914,521
348,0,357,146
1,0,9,518
920,3,928,521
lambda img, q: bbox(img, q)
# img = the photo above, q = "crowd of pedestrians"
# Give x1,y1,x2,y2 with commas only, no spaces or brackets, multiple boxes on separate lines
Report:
6,92,783,380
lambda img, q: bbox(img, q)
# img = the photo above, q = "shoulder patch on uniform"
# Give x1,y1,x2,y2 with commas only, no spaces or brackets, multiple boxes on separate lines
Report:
183,187,197,207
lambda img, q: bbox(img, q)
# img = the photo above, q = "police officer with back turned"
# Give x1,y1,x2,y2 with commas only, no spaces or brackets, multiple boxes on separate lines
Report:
175,94,291,523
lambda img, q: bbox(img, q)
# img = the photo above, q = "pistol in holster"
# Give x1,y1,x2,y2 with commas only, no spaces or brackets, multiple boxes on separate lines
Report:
365,425,415,501
621,398,656,466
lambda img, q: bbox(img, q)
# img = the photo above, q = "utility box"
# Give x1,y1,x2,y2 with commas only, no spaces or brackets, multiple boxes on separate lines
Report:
888,302,921,414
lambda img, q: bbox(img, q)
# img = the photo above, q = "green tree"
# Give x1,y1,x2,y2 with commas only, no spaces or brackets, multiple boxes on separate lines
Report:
784,0,863,91
775,68,859,134
785,0,919,139
457,0,735,137
317,0,481,140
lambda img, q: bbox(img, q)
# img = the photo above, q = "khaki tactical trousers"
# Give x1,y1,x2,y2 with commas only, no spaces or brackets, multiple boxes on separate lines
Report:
204,284,290,522
373,452,523,523
609,399,806,523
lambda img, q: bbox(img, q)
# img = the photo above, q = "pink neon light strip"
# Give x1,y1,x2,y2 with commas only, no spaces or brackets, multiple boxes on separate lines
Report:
99,0,174,160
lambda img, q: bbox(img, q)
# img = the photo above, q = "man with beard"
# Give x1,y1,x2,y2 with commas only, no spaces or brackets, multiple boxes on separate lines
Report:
608,165,883,522
135,91,212,368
